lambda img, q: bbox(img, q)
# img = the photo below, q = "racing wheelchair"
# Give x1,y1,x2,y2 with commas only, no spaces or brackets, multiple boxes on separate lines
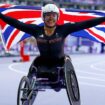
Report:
17,56,81,105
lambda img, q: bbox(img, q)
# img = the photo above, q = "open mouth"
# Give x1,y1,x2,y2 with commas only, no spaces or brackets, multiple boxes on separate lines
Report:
47,19,55,23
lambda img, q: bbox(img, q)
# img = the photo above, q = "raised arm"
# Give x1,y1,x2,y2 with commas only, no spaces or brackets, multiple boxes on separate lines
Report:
71,17,105,32
62,16,105,37
0,13,40,35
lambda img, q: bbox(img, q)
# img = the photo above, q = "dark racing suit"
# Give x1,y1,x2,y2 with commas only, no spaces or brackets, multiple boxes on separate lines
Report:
0,13,105,71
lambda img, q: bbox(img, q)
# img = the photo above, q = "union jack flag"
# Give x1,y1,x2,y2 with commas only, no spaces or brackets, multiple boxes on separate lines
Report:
0,4,105,51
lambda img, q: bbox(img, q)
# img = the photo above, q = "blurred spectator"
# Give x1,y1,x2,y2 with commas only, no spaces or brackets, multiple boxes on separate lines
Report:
100,43,105,53
0,0,105,5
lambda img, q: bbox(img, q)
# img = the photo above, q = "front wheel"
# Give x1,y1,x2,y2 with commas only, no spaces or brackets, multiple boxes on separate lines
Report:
17,76,30,105
64,57,81,105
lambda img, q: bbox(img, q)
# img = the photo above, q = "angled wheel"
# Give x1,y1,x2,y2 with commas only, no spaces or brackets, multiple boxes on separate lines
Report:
28,76,38,105
17,76,30,105
64,57,81,105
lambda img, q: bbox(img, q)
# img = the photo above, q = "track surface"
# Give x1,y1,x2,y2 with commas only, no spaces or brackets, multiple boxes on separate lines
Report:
0,54,105,105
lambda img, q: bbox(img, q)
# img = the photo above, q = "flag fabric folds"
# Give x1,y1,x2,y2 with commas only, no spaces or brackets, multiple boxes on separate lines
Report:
0,4,105,51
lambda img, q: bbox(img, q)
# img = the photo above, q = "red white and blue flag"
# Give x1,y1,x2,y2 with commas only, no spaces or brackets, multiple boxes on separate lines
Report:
0,4,105,51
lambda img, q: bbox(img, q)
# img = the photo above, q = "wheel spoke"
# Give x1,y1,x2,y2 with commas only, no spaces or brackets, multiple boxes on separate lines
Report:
17,76,39,105
17,76,30,105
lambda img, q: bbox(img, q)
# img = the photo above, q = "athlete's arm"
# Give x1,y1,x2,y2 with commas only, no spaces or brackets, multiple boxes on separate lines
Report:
0,13,40,35
62,17,105,37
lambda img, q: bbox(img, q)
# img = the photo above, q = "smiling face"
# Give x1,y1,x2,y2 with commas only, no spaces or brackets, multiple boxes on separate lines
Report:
43,12,58,28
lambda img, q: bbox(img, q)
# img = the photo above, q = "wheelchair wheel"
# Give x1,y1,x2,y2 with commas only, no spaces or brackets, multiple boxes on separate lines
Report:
28,76,38,105
64,57,81,105
17,76,31,105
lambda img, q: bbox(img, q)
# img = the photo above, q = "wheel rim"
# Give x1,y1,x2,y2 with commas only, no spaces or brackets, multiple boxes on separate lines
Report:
20,81,29,105
64,58,81,105
70,70,80,101
28,77,38,105
17,77,30,105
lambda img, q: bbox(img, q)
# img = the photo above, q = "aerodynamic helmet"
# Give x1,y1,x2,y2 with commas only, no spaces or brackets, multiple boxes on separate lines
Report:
42,4,60,20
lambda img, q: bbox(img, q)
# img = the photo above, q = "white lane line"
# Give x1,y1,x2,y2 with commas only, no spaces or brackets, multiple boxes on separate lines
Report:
76,70,105,76
80,82,105,88
8,63,27,75
8,61,105,87
9,63,105,82
90,61,105,72
78,76,105,82
9,63,105,88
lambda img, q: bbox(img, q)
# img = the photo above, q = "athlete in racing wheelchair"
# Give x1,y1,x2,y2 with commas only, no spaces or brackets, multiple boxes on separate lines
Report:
17,55,80,105
1,3,105,105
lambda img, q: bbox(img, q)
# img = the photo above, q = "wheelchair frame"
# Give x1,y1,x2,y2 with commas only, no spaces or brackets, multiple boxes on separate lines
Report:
17,56,81,105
